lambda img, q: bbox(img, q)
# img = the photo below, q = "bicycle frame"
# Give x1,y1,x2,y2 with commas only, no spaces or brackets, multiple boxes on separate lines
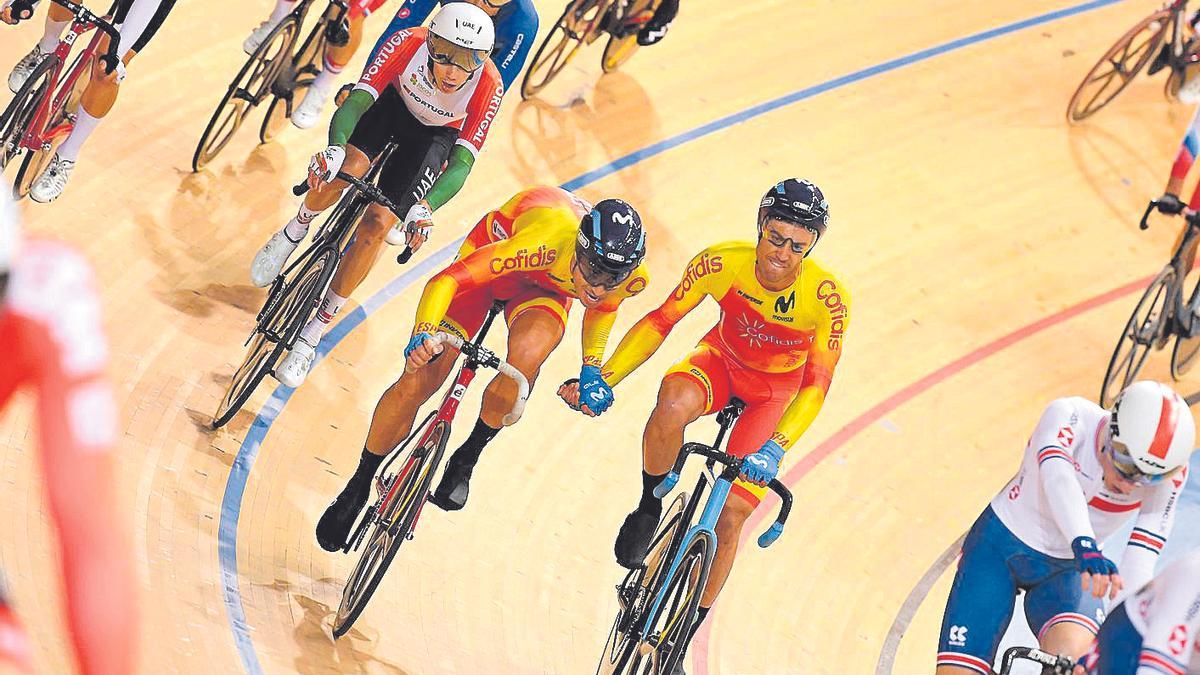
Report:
17,6,118,153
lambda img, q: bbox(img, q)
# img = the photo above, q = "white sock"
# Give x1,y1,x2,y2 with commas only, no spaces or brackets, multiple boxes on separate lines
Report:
269,0,300,24
284,203,321,241
299,290,347,345
56,107,101,162
310,54,344,92
37,19,70,54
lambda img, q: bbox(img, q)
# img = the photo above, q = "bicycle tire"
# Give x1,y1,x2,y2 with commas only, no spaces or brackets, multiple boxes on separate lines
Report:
1101,266,1175,407
332,420,449,637
259,14,327,144
520,0,606,99
597,491,687,675
192,16,299,172
1067,8,1171,124
600,0,658,73
0,54,59,178
211,245,336,428
1172,271,1200,378
618,532,711,674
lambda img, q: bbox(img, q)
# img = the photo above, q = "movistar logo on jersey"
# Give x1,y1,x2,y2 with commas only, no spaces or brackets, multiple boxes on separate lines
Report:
490,246,557,274
774,291,796,315
816,279,847,350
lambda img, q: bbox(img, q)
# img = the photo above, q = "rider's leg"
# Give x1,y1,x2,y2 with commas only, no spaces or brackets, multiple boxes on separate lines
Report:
1024,564,1104,665
291,11,367,128
315,342,458,551
1038,623,1096,665
432,298,567,510
243,0,300,54
613,353,716,568
7,2,72,93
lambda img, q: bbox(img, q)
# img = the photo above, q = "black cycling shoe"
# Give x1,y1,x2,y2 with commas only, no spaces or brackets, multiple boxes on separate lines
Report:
636,22,670,46
614,504,662,569
428,459,474,512
315,481,369,552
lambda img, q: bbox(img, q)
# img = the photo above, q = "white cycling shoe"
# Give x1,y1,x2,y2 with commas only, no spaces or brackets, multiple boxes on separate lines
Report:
276,339,316,388
251,230,299,287
30,153,74,203
243,18,283,55
291,84,332,130
8,45,46,94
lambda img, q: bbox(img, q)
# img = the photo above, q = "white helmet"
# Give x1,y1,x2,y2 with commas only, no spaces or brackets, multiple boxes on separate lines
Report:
427,3,495,72
1109,380,1196,482
0,187,19,283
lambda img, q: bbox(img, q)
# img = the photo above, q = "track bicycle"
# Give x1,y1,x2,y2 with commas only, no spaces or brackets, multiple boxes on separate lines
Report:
1099,201,1200,407
330,302,530,637
1067,0,1200,123
191,0,350,172
992,646,1075,675
0,0,119,198
210,144,413,428
520,0,662,100
596,398,793,674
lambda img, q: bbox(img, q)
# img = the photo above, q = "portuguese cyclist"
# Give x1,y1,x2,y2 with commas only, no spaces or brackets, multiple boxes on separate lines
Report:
1075,548,1200,675
3,0,178,202
0,188,139,672
250,2,504,388
935,381,1195,675
562,178,849,669
313,186,650,552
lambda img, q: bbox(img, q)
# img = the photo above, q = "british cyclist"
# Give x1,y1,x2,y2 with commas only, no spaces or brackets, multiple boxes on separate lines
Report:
1075,548,1200,674
0,186,139,672
935,381,1195,675
561,178,849,671
3,0,178,202
243,0,536,129
314,185,650,552
249,2,505,387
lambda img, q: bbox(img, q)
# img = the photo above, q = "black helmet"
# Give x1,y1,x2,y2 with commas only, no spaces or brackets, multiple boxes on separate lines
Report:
575,198,646,288
758,178,829,254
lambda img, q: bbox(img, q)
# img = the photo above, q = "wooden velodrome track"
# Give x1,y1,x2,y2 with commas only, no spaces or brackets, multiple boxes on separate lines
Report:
6,0,1200,672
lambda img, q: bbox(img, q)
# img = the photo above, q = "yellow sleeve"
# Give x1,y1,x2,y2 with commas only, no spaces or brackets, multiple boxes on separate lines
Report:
601,250,717,385
771,276,850,449
411,231,543,336
581,307,618,367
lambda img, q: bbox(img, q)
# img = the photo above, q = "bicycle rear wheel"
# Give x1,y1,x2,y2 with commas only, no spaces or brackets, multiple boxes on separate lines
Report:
192,17,299,171
1101,266,1175,407
211,246,336,428
597,492,687,675
0,54,58,177
1066,9,1170,123
521,0,607,99
259,17,327,143
332,420,449,637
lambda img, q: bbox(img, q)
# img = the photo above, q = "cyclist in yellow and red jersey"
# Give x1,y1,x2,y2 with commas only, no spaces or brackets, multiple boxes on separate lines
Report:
314,185,650,551
562,179,848,668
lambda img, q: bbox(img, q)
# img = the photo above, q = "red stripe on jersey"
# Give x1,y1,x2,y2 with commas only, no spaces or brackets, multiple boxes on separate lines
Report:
1129,531,1165,551
1148,387,1181,460
1140,650,1187,675
936,653,990,674
1088,496,1141,513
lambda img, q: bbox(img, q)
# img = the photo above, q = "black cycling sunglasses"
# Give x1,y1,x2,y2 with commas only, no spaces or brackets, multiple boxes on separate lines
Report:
762,225,813,254
574,257,628,290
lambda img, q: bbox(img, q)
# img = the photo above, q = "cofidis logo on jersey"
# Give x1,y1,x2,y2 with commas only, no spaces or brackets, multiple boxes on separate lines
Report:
490,245,557,274
674,254,722,299
816,279,847,350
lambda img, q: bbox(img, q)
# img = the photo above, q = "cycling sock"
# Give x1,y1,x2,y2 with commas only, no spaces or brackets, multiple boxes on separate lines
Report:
448,418,501,469
285,204,321,242
56,108,101,162
300,290,347,345
638,469,664,513
312,55,344,92
347,446,385,491
269,0,300,24
37,18,70,54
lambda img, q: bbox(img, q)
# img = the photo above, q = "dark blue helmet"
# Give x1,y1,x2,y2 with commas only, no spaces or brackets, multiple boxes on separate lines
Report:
575,198,646,288
758,179,829,253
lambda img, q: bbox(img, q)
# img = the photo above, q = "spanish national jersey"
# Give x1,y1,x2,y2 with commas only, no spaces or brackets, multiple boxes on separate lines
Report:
411,186,649,366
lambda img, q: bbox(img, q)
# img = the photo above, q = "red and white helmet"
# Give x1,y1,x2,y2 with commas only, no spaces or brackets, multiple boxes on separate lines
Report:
1109,380,1196,480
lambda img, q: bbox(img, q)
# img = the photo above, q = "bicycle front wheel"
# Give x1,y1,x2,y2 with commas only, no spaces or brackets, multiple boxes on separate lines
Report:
1101,266,1175,407
211,246,336,428
332,420,450,637
1,54,59,178
1067,8,1170,123
192,16,299,171
521,0,607,99
1172,271,1200,378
